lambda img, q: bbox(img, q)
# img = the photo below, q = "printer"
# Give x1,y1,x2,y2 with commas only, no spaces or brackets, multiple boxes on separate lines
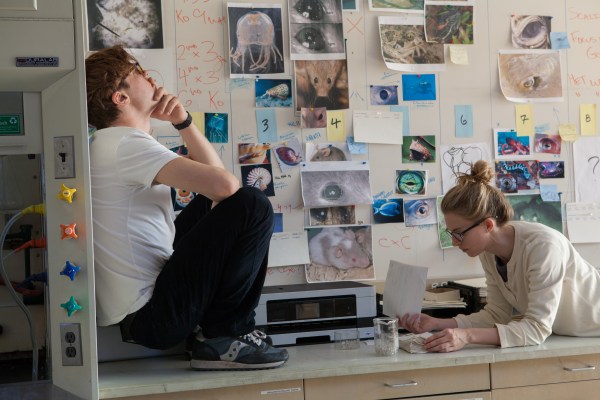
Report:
255,281,377,346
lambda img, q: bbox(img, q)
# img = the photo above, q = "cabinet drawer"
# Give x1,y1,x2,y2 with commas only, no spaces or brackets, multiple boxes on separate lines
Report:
493,380,600,400
491,354,600,389
304,364,490,400
118,379,304,400
415,392,491,400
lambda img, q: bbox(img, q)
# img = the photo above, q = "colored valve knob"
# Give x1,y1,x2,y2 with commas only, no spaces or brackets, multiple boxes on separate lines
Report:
57,184,76,203
60,223,78,240
60,261,81,281
60,296,82,317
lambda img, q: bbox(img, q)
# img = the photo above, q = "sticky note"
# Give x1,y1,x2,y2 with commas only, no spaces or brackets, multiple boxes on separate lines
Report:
550,32,570,50
190,111,205,134
515,104,534,137
558,124,577,142
540,184,560,202
390,105,409,136
326,110,346,141
256,109,277,143
580,104,597,136
449,45,469,65
454,105,473,138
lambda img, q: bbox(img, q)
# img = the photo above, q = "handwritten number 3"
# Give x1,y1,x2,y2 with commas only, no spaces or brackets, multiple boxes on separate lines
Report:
262,119,269,132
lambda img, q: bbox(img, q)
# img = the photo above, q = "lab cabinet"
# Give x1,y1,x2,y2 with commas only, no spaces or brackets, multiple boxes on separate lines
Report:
491,354,600,399
115,380,304,400
303,364,490,400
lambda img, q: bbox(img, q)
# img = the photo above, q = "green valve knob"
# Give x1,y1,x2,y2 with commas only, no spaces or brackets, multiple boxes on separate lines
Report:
60,296,82,317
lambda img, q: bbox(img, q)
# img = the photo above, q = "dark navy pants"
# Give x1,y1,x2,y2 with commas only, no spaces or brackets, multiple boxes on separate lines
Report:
126,187,273,350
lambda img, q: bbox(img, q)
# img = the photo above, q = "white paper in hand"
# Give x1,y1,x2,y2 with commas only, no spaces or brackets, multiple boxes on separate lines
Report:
383,260,428,319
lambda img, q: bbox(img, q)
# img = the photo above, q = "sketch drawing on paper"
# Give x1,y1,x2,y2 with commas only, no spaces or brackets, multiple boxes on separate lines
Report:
87,0,164,50
305,226,374,283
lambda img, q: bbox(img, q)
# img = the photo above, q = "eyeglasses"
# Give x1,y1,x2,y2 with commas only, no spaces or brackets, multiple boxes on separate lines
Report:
445,218,487,242
132,62,145,76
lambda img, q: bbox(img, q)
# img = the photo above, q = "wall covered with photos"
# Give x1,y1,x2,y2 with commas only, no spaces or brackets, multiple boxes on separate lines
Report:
86,0,600,285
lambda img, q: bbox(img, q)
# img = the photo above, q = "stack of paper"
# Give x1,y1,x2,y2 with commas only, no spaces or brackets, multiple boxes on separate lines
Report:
398,332,432,354
451,277,487,297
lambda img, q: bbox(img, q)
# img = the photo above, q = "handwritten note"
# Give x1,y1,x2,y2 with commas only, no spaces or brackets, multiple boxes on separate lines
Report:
256,109,277,143
566,202,600,243
267,231,310,268
515,104,534,137
353,110,403,144
454,105,473,138
327,110,346,141
580,104,597,136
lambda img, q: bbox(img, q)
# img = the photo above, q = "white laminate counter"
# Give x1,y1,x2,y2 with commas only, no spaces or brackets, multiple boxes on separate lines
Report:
97,335,600,399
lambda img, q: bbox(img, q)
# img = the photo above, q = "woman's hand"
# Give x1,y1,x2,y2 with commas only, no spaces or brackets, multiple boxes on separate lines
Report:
422,328,469,353
399,313,438,334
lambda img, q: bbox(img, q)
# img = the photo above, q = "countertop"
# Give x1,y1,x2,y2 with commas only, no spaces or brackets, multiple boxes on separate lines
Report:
97,335,600,398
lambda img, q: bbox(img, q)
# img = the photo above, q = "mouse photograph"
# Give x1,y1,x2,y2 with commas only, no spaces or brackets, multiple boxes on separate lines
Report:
305,142,351,163
305,225,374,282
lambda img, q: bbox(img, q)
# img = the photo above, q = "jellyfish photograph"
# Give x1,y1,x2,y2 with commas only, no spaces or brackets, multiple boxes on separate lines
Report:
227,4,284,77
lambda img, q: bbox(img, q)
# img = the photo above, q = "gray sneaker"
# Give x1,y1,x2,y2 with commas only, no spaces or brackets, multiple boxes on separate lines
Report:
190,330,288,370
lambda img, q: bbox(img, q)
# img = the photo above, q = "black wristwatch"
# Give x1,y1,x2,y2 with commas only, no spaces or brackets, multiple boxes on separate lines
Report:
172,111,193,130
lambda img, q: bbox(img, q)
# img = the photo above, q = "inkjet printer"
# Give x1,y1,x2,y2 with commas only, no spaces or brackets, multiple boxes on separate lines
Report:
255,281,377,346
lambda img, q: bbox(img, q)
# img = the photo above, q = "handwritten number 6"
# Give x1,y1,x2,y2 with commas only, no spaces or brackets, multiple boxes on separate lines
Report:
460,115,467,125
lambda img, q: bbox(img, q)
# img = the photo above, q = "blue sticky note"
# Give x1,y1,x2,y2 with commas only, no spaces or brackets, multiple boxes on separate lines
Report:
256,109,277,143
347,136,367,154
390,105,410,136
540,184,560,202
550,32,570,50
454,105,473,138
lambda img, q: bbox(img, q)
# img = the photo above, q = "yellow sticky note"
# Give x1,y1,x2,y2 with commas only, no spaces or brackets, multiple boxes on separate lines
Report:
326,110,346,141
558,124,577,142
190,111,205,134
580,104,597,136
515,104,534,137
449,45,469,65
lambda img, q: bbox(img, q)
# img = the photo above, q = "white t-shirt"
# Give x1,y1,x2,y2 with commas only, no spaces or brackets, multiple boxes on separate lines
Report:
454,221,600,348
90,127,179,326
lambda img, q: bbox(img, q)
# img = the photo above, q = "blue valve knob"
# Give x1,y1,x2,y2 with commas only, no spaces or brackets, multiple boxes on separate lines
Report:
60,261,81,281
60,296,82,317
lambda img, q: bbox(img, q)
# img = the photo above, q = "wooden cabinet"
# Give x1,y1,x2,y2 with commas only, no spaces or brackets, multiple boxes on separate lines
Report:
304,364,490,400
117,380,304,400
491,354,600,399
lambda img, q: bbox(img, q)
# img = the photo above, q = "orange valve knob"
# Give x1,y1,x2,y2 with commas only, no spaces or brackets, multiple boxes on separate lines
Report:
60,223,78,240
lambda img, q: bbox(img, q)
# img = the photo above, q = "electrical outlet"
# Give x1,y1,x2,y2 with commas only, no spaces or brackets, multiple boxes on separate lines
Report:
54,136,75,179
60,322,83,366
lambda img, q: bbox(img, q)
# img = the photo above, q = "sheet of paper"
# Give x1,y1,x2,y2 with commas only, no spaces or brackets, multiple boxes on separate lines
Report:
267,231,310,268
566,203,600,244
573,136,600,202
439,142,491,194
383,260,427,318
353,110,403,144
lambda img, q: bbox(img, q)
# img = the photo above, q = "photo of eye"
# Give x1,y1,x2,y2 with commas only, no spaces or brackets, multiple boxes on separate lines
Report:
370,85,399,106
395,169,427,195
498,50,563,102
511,15,551,49
534,133,561,154
404,198,437,227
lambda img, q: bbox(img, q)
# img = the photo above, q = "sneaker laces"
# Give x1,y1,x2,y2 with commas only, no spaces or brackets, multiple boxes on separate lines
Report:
242,330,266,347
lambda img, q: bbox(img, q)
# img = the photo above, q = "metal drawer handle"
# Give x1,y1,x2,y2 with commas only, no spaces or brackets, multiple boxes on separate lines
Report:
384,381,418,388
563,365,596,372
